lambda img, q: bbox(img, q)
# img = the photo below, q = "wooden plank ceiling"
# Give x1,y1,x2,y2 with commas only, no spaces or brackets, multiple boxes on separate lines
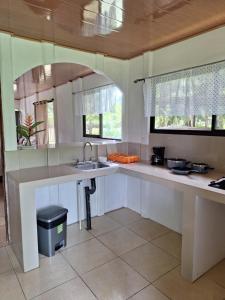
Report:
1,0,225,59
14,63,93,99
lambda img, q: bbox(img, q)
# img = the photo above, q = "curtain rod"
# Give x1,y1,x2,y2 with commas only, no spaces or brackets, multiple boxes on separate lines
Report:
33,99,54,106
72,82,113,94
134,58,225,83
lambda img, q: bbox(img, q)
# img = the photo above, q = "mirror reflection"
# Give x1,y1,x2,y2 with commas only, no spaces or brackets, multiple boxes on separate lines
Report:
14,63,123,149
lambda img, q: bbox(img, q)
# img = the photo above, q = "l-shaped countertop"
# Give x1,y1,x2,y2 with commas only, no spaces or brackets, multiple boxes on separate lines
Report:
7,162,225,203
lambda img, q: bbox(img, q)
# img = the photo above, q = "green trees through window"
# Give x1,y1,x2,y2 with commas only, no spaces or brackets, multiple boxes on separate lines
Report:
83,102,122,140
152,115,225,135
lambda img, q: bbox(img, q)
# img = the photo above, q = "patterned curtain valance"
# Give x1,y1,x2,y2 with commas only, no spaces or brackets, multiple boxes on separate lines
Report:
74,84,123,116
143,60,225,117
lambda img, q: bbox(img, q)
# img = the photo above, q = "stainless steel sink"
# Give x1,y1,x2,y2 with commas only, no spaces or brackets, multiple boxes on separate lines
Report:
74,161,109,171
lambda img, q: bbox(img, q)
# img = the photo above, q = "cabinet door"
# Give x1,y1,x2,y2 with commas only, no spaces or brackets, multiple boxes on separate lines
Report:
35,181,78,225
104,174,126,212
141,180,182,233
126,175,141,213
58,182,78,225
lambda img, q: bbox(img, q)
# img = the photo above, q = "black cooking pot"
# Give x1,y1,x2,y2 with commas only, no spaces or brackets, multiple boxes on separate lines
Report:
166,158,189,169
191,162,213,173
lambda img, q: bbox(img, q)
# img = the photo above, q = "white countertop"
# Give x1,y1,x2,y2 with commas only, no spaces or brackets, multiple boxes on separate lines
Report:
7,162,225,199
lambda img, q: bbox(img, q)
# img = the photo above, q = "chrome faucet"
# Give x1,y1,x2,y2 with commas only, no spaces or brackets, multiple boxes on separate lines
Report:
83,142,93,162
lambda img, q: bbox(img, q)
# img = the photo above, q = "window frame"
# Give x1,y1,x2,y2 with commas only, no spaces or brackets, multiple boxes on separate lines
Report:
83,114,121,140
150,115,225,136
83,114,102,139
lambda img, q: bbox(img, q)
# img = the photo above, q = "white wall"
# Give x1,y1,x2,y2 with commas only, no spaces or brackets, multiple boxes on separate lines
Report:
125,26,225,171
15,72,117,146
149,133,225,172
3,26,225,152
0,34,129,152
55,82,74,144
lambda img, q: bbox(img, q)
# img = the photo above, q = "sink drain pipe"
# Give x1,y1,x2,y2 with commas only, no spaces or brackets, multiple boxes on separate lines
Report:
85,178,96,230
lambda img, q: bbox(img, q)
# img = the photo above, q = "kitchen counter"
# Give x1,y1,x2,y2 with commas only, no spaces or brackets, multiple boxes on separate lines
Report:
7,163,119,185
120,163,225,202
8,162,225,201
7,162,225,282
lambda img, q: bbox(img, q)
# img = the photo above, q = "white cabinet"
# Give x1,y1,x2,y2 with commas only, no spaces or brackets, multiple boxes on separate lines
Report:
35,175,115,225
126,176,141,213
35,181,78,225
140,180,183,233
103,174,126,212
35,173,183,232
124,174,182,233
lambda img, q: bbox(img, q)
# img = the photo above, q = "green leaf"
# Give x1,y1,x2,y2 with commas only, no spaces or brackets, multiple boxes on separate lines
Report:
30,129,46,136
17,127,29,138
17,125,29,132
31,121,45,129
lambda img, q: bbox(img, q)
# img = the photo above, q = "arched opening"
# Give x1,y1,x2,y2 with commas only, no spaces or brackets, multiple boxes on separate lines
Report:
14,62,123,149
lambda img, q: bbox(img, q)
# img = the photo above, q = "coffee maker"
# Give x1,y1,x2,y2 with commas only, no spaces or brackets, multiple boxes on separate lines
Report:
151,147,165,166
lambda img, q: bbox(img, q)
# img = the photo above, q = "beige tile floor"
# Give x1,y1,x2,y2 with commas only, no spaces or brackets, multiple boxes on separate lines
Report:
0,208,225,299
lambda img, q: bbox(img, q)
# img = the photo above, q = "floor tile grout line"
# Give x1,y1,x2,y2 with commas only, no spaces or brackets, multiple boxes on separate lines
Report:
13,268,28,300
75,274,99,300
29,277,79,300
151,264,180,285
61,245,117,278
113,225,182,263
93,234,152,285
60,249,100,299
88,224,123,238
5,248,28,300
106,208,143,227
125,283,152,300
151,283,173,300
59,235,94,253
5,208,225,299
80,254,150,300
149,238,182,261
93,226,182,285
199,269,225,292
76,215,121,238
94,225,148,242
118,240,179,263
70,233,151,288
5,240,175,300
94,231,148,258
87,219,181,265
116,240,181,285
118,253,153,284
125,224,172,243
148,229,174,241
18,265,78,299
7,248,78,300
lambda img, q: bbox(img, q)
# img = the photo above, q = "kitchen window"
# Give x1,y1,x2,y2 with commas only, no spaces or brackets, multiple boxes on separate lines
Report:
83,103,122,140
143,60,225,136
76,84,122,140
150,115,225,136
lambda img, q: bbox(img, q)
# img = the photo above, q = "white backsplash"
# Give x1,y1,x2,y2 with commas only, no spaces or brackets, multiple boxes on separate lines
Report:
126,134,225,172
149,133,225,172
5,145,97,171
4,142,128,171
6,136,224,173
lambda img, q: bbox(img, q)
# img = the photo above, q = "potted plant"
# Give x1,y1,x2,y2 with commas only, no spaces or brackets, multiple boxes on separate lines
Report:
17,114,45,147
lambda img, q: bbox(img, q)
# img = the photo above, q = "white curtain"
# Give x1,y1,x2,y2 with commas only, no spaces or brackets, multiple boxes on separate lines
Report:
74,84,123,116
143,60,225,117
35,103,49,146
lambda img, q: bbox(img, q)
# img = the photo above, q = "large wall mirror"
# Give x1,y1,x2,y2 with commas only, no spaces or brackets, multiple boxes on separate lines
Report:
14,63,123,149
